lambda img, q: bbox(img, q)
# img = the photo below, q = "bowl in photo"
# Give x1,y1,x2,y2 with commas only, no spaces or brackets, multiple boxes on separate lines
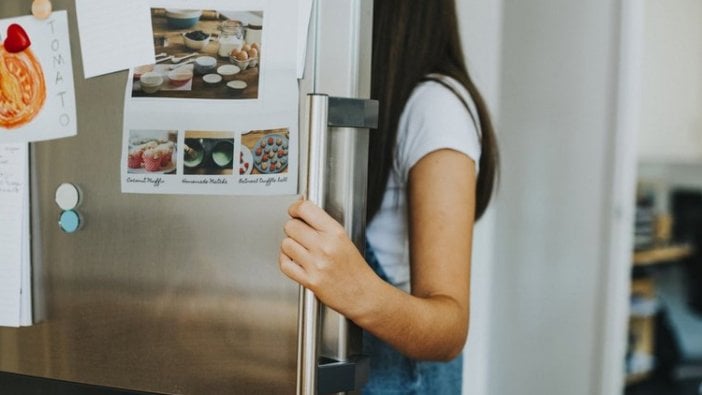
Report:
239,147,253,175
165,9,202,29
183,139,205,168
139,72,163,94
167,68,194,87
194,56,217,74
211,140,234,168
230,57,251,70
226,80,247,93
183,31,211,50
133,64,154,80
202,73,222,85
229,49,250,70
217,64,240,81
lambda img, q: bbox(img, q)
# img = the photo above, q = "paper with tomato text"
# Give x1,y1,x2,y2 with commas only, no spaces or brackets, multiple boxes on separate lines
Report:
0,12,76,143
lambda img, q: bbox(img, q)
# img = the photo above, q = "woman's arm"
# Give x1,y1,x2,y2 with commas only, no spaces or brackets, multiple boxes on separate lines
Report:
279,148,476,361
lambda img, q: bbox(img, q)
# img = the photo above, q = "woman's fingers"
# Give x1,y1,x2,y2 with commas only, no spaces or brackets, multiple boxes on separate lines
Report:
283,218,319,250
288,200,340,232
280,236,312,267
279,251,308,286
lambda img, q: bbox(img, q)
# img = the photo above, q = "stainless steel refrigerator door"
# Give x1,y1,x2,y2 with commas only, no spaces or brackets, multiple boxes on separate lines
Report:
0,0,372,394
297,1,373,394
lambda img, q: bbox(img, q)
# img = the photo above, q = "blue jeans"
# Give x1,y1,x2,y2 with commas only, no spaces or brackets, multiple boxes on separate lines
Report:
362,241,463,394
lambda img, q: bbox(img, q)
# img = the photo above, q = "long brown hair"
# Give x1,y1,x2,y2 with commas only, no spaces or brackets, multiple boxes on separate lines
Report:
368,0,499,221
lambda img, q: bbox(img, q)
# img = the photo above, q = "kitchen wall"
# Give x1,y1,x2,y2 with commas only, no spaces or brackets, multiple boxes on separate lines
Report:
636,0,702,211
456,2,503,395
488,1,625,394
637,0,702,163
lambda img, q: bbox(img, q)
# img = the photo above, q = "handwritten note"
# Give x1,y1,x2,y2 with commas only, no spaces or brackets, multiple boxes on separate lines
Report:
0,143,30,327
76,0,155,78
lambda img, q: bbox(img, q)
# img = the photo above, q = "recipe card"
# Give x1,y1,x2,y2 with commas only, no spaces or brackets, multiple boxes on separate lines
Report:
121,0,299,196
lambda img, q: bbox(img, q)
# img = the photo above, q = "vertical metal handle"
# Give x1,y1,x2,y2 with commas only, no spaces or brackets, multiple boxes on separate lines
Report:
297,93,329,395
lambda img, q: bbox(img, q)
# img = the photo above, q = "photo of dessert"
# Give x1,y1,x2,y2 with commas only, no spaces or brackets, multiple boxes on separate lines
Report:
241,128,289,175
183,131,235,175
131,9,263,100
127,130,177,174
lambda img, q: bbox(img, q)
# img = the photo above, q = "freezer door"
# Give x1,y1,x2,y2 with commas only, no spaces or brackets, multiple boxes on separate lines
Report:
0,0,372,394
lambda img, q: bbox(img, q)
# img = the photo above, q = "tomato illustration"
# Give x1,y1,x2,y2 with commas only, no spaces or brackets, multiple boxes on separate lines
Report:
0,24,46,129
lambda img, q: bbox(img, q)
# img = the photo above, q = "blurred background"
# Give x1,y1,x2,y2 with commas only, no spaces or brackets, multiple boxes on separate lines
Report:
458,1,702,395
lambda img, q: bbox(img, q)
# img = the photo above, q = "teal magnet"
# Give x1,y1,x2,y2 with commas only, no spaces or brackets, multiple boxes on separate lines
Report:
58,210,81,233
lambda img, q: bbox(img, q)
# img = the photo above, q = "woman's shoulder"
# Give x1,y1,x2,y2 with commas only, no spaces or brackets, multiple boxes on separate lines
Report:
404,75,478,126
394,75,482,180
401,75,478,131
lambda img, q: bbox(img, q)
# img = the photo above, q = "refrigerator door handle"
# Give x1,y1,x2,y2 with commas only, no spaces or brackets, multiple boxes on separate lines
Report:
327,97,379,130
298,93,329,395
298,94,378,395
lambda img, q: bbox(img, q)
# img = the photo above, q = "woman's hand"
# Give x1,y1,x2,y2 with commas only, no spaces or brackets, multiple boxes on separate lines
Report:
279,199,378,319
279,149,475,361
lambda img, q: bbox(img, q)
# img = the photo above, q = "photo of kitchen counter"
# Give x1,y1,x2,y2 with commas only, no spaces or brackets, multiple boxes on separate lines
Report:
131,9,263,100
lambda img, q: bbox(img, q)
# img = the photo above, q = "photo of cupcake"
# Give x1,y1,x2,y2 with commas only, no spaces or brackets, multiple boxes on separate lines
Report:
128,147,144,169
156,141,175,167
126,130,177,174
142,148,162,172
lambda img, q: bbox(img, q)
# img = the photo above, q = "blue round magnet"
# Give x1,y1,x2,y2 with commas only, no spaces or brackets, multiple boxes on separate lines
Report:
58,210,81,233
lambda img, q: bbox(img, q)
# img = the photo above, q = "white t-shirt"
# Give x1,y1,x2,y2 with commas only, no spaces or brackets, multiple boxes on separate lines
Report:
365,76,481,292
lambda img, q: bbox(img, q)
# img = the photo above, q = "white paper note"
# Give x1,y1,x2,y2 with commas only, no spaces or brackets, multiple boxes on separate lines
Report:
76,0,155,78
0,143,27,327
297,0,314,78
19,147,32,326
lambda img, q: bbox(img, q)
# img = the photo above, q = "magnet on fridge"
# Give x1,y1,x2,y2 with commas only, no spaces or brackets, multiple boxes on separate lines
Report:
55,182,81,210
58,210,81,233
31,0,52,20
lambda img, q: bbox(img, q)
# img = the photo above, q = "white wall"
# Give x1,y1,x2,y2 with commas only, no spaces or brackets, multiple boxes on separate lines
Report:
488,1,624,394
637,0,702,162
455,2,503,395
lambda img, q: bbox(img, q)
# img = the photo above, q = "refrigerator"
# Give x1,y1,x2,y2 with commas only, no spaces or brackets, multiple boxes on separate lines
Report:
0,0,374,393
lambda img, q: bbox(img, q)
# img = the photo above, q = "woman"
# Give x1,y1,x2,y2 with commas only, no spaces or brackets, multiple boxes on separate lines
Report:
279,0,498,392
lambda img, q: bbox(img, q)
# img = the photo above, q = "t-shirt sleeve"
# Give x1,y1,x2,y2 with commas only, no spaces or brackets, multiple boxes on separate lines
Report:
395,81,482,183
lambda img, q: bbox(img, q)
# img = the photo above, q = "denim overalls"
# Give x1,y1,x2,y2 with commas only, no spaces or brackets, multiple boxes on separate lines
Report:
362,241,463,394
